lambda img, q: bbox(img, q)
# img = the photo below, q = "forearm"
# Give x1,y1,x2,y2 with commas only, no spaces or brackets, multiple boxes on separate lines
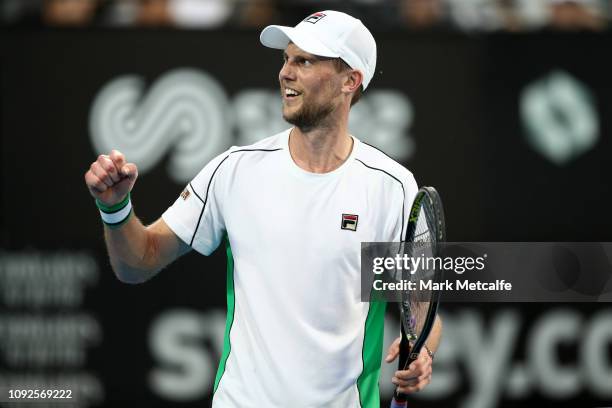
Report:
86,151,187,283
103,214,161,283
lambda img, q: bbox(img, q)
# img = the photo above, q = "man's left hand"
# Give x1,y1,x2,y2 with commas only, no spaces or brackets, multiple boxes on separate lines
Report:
385,337,433,393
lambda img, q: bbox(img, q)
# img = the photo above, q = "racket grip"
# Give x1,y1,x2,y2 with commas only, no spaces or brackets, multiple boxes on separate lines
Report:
390,397,408,408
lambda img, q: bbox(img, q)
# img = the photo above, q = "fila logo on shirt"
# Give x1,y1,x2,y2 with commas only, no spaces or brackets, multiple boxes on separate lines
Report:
341,214,358,231
304,12,326,24
181,189,191,200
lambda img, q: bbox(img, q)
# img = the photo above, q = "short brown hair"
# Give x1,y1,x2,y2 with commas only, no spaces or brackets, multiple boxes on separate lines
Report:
332,58,363,107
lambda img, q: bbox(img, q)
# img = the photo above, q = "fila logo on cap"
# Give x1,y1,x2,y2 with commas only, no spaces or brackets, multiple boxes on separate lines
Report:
341,214,358,231
304,12,327,24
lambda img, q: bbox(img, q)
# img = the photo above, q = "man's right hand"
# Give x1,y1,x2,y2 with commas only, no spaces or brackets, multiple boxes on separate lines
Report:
84,150,138,206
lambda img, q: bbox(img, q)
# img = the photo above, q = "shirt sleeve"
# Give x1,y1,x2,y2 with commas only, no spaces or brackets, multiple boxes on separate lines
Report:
162,150,231,256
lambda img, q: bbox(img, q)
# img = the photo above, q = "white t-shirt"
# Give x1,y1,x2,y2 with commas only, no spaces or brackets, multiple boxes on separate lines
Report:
162,128,418,408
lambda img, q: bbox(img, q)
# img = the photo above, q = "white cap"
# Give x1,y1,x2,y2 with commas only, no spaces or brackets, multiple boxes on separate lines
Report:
260,10,377,90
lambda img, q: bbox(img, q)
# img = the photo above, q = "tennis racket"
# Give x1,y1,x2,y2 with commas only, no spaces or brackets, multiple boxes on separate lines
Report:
390,186,446,408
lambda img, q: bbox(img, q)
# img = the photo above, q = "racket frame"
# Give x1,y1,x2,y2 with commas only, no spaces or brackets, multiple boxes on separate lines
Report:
393,186,446,404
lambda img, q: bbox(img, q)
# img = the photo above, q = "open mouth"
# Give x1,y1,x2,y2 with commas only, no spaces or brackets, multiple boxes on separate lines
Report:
284,87,302,99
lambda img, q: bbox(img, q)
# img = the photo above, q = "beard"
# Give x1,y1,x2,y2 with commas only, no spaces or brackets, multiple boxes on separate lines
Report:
283,97,335,132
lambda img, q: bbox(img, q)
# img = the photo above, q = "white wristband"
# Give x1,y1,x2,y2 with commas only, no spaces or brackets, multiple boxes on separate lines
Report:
96,194,133,228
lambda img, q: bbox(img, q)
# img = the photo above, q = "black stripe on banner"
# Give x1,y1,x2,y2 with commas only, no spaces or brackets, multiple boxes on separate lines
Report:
189,148,283,247
354,158,406,239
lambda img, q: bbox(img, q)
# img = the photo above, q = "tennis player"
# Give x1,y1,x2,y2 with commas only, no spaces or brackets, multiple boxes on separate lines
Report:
85,10,441,407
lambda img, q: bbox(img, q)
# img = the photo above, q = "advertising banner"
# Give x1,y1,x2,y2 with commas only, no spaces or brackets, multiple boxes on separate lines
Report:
1,29,611,408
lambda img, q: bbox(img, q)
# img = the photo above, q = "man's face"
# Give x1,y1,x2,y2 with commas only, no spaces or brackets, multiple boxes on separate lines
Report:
279,43,346,131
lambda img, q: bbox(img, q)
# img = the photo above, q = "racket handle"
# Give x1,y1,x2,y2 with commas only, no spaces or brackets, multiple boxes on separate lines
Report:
390,397,408,408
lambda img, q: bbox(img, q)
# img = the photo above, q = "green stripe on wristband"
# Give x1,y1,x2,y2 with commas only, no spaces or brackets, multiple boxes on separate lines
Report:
96,193,133,228
96,193,131,213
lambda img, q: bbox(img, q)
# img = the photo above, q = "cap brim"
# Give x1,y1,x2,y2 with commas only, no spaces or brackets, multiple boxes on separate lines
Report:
260,25,339,58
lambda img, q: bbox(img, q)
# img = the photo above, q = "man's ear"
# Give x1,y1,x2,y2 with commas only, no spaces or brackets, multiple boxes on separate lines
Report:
342,69,363,94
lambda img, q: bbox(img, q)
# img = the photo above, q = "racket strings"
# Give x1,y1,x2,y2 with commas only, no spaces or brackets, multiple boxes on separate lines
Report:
394,187,446,403
403,203,437,341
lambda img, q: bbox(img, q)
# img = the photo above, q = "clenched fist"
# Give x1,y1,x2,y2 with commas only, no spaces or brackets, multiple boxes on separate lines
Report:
84,150,138,206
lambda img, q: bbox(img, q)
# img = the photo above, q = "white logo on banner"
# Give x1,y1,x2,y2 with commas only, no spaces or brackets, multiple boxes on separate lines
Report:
148,309,226,400
89,69,231,183
520,70,599,165
90,69,414,182
147,308,612,403
233,89,416,158
350,90,415,159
